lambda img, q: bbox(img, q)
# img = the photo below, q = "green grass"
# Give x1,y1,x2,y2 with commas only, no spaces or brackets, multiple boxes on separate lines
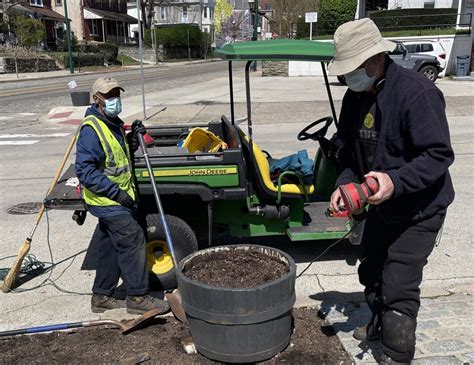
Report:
117,54,140,66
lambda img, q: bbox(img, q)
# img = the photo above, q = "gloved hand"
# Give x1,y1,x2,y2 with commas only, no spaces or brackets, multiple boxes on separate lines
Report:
132,120,146,135
115,190,134,209
127,132,140,152
127,120,147,152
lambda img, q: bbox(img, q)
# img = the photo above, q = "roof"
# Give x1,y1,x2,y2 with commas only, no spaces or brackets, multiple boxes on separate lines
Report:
214,39,334,62
21,5,65,22
84,7,138,24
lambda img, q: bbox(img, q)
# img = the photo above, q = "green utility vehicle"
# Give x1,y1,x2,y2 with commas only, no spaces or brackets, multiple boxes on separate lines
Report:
46,39,350,289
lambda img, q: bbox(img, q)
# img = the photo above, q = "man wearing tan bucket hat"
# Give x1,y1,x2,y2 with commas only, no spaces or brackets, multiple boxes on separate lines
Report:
329,19,455,364
75,77,170,316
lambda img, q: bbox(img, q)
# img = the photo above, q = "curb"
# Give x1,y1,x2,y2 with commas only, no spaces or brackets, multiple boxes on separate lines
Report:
0,59,223,84
0,65,160,84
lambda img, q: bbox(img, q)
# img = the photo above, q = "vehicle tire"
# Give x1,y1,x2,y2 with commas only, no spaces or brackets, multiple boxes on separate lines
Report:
337,75,347,85
145,214,198,290
419,65,438,82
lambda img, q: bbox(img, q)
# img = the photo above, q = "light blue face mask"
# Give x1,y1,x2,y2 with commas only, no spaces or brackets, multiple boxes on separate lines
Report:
103,97,122,118
344,59,380,92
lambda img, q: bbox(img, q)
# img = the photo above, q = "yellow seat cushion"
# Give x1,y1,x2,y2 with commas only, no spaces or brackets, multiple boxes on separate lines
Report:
241,132,314,195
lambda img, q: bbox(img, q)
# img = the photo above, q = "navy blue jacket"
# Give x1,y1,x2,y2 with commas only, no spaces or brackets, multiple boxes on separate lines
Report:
75,105,133,218
336,58,455,222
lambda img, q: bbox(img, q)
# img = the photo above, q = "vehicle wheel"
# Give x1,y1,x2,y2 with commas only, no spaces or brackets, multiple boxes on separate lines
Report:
146,214,198,290
337,75,347,85
419,65,438,82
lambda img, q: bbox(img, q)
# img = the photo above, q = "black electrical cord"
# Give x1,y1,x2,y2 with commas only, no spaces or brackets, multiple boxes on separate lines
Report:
295,220,360,279
1,208,91,296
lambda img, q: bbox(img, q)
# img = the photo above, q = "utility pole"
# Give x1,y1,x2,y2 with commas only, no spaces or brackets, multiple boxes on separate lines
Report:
251,0,259,71
63,0,74,73
2,0,9,24
252,0,259,42
136,0,147,120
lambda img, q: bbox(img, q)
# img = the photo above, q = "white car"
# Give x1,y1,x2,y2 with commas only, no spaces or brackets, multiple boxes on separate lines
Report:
403,41,447,70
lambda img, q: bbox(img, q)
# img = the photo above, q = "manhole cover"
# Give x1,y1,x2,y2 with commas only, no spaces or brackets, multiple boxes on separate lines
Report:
7,202,43,215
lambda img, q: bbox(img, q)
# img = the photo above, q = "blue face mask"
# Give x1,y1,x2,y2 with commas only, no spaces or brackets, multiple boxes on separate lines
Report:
344,59,380,92
103,97,122,118
345,68,377,92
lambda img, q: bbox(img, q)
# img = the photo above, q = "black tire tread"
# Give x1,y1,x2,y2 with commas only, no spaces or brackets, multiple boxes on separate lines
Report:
146,214,198,290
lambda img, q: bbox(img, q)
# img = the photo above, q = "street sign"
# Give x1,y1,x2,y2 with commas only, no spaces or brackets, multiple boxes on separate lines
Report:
305,12,318,23
305,12,318,41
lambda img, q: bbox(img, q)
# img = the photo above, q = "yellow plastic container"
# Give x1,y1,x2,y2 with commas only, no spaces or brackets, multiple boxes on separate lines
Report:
183,128,228,153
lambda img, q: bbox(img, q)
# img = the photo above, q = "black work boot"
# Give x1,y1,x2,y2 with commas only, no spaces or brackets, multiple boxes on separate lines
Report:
91,294,124,313
126,295,171,315
353,314,381,341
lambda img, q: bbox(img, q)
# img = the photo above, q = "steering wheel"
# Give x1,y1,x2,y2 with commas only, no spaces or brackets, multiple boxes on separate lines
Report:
297,116,334,141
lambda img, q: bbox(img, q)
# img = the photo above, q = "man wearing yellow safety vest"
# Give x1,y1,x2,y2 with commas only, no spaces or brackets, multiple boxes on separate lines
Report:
75,77,170,315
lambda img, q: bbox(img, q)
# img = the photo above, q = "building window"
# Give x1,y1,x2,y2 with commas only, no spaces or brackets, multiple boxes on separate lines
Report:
424,1,435,8
90,20,99,36
203,6,208,18
30,0,44,6
56,0,62,5
160,7,166,20
182,6,188,22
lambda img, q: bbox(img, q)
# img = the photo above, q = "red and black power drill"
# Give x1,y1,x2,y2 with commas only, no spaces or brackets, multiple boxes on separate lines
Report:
327,177,380,217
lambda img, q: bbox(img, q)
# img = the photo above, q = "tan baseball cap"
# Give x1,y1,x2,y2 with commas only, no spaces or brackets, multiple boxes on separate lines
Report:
92,77,124,96
328,18,396,76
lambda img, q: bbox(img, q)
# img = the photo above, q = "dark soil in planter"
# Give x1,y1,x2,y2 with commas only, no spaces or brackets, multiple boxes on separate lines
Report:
183,248,290,288
0,308,352,364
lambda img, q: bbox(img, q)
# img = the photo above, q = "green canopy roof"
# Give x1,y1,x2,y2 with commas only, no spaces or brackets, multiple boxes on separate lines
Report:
214,39,334,62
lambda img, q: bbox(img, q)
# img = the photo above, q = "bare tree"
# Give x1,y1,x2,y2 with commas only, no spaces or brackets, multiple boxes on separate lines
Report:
269,0,317,37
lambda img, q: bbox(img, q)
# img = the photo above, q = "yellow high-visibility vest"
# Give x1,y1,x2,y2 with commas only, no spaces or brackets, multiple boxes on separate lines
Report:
79,115,135,207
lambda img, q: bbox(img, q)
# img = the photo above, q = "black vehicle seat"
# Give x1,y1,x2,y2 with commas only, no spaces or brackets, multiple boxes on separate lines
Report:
221,116,242,149
236,126,315,197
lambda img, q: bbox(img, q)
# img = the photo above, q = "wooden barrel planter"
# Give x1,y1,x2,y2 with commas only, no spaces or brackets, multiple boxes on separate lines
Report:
176,245,296,363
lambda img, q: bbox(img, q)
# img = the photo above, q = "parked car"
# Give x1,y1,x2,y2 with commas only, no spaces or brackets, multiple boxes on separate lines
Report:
403,40,447,70
337,41,442,84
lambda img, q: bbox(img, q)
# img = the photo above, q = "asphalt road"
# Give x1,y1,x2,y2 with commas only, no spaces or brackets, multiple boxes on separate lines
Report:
0,61,236,116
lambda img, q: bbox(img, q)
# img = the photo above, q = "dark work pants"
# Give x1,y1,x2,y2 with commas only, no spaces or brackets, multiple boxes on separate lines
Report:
92,213,149,297
358,211,444,361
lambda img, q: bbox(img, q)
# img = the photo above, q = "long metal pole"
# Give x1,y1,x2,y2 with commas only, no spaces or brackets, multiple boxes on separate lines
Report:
137,133,178,268
321,62,338,128
136,0,147,120
245,60,254,198
228,61,235,125
63,0,74,74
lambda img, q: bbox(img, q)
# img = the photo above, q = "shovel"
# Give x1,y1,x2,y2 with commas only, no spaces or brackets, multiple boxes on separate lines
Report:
136,127,187,324
0,307,164,337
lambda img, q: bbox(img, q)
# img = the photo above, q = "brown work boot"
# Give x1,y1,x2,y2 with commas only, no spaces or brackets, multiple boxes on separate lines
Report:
126,295,171,315
91,294,124,313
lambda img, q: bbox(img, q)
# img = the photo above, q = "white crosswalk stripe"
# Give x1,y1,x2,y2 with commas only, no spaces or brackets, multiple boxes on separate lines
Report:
0,133,71,139
0,132,71,146
0,140,40,145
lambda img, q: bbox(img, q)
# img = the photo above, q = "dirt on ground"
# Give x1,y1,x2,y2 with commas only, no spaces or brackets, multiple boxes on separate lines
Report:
0,308,352,365
183,248,289,288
